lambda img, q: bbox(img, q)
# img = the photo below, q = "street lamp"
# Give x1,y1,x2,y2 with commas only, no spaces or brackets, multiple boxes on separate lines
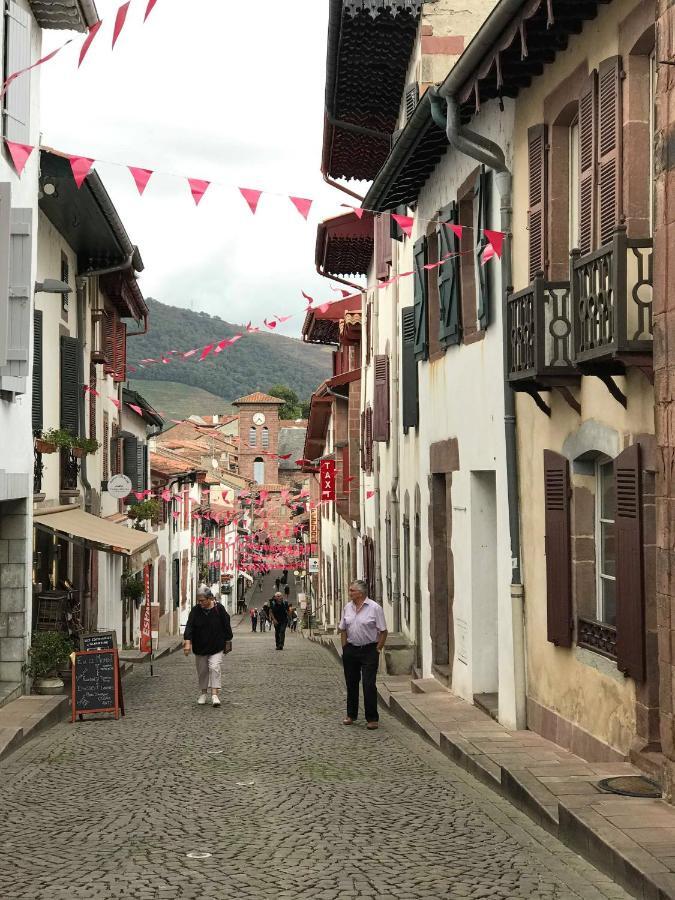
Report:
34,279,72,294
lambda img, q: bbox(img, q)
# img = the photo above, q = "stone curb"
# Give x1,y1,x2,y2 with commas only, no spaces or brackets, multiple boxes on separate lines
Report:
309,634,675,900
0,694,69,763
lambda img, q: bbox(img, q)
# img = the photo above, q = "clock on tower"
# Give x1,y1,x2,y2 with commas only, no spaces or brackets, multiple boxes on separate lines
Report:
252,412,266,426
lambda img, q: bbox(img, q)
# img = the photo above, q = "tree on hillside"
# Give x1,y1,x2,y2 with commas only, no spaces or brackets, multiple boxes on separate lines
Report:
268,384,302,420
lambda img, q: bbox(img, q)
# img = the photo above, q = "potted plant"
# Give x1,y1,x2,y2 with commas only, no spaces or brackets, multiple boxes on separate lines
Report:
34,434,57,454
41,428,76,453
127,499,160,525
73,436,101,457
24,631,74,695
123,574,145,609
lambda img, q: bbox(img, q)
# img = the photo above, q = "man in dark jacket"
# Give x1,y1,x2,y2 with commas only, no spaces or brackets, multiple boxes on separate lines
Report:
183,585,233,706
270,591,290,650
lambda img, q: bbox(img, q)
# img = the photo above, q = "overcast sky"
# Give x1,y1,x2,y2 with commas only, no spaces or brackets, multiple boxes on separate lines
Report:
41,0,356,337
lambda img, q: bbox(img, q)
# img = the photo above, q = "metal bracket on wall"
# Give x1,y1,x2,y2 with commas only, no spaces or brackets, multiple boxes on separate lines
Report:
598,374,627,408
555,386,581,415
637,365,654,386
525,390,551,417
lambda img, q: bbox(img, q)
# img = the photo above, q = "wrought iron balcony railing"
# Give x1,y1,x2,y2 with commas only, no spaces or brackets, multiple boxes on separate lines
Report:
571,227,653,371
507,276,578,389
59,448,79,492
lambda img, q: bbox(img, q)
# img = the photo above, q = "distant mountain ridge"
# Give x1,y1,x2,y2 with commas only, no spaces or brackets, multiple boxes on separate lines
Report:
128,297,332,403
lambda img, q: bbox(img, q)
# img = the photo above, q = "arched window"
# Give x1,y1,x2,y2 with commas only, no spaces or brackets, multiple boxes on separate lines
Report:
262,427,269,449
253,457,265,484
249,426,257,447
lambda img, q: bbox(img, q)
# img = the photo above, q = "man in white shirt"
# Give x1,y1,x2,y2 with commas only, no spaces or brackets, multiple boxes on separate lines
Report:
338,580,388,730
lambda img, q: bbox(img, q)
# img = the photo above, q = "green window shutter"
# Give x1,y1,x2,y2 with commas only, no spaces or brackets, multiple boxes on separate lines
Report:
438,202,461,346
59,336,80,435
32,309,43,433
475,168,492,331
4,2,31,144
401,307,419,432
413,237,428,361
123,435,139,491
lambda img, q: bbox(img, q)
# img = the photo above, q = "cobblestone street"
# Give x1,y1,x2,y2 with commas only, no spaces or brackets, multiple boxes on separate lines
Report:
1,623,631,900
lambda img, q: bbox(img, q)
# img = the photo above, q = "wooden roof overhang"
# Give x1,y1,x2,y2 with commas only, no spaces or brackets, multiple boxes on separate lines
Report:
302,294,362,345
303,392,333,462
364,0,609,211
315,210,374,277
323,0,422,182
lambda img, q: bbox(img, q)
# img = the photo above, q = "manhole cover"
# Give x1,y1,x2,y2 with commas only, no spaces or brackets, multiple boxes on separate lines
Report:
597,776,661,798
186,851,212,860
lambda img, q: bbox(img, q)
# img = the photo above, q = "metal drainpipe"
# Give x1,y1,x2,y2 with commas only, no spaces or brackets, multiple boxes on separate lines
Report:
372,285,383,605
430,91,526,727
76,278,92,509
390,242,401,633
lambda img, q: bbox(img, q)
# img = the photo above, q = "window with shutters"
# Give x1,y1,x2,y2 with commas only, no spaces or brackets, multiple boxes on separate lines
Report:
595,460,616,625
249,426,257,447
88,364,97,442
528,124,547,280
32,309,43,434
438,203,461,347
3,2,31,144
61,253,69,317
385,502,392,604
102,413,109,481
372,354,390,442
262,427,269,449
413,237,428,360
569,118,580,250
401,306,419,433
60,336,80,436
458,173,480,340
402,508,410,626
253,457,265,484
111,423,120,476
374,213,391,280
0,206,33,395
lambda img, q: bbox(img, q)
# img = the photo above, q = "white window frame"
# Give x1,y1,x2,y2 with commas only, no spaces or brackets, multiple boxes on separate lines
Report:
594,458,616,625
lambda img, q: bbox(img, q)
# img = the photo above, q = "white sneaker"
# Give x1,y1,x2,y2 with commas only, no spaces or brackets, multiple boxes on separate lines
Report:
197,694,207,705
211,695,221,707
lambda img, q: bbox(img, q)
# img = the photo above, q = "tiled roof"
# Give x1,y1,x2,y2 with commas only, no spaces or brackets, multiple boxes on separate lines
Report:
278,428,308,471
29,0,99,32
316,210,374,278
233,392,285,406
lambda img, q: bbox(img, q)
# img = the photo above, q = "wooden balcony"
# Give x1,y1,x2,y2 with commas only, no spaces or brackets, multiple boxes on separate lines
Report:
571,227,653,374
507,276,579,391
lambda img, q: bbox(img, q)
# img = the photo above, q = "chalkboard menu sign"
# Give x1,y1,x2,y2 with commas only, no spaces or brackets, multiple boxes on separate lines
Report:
80,632,117,652
71,650,124,721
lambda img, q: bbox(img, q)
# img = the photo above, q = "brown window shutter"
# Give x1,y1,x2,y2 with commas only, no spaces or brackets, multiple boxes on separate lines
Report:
615,443,645,681
578,71,597,254
365,301,372,365
365,406,374,474
375,213,391,281
360,411,365,471
528,124,548,280
544,450,573,647
103,313,114,374
103,412,109,481
89,364,97,441
372,354,390,442
113,320,127,383
597,56,623,246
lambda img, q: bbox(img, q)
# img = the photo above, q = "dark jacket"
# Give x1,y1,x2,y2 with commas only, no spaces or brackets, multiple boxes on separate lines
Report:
184,602,233,656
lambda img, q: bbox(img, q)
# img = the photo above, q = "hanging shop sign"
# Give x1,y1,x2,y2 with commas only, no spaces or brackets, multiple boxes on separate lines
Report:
320,459,336,503
107,473,132,499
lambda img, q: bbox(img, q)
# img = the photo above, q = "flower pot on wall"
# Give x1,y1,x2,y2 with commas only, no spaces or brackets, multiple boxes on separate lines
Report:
71,448,85,459
35,440,56,454
33,676,65,696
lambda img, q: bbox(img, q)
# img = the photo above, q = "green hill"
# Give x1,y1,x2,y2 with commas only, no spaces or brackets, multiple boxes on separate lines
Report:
127,297,332,404
127,380,234,422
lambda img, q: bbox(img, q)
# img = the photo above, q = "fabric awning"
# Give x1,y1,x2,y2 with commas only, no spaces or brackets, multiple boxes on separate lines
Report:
34,507,158,569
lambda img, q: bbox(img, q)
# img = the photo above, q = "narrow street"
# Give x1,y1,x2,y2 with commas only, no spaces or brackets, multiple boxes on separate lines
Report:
1,618,629,900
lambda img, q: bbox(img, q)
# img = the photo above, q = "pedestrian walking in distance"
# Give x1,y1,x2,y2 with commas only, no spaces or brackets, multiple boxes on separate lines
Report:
275,576,281,592
290,607,299,632
339,580,388,729
250,607,258,632
262,602,270,631
258,608,267,632
183,584,233,707
270,591,290,650
284,582,290,599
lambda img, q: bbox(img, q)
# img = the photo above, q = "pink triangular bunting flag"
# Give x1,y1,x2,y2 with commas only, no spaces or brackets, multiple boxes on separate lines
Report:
109,398,121,410
188,178,210,206
484,229,505,258
391,213,414,238
112,2,130,50
199,343,214,361
482,243,496,265
68,155,95,188
289,196,312,220
128,404,144,416
239,187,262,214
129,166,153,195
6,141,34,176
78,20,102,67
446,223,463,241
144,0,159,21
340,204,365,220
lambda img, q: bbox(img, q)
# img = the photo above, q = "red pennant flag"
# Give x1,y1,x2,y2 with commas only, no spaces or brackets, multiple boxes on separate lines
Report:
391,213,414,238
340,204,365,220
78,21,102,67
484,229,505,258
239,187,262,214
446,223,463,241
129,166,153,195
275,315,293,323
6,141,34,176
109,398,121,410
263,319,277,330
144,0,159,21
329,285,350,297
134,492,145,501
1,41,71,97
182,348,198,358
317,303,331,313
112,2,131,50
199,344,214,361
366,490,375,500
289,196,312,220
68,155,95,188
188,178,210,206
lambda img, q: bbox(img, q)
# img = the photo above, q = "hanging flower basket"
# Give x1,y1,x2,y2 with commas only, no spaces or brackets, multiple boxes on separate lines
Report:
71,447,85,459
34,439,57,454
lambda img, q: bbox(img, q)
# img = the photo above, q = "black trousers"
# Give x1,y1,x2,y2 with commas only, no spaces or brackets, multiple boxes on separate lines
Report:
342,642,379,722
274,621,287,649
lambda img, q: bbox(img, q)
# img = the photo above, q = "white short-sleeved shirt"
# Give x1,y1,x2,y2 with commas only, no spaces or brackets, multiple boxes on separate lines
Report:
339,597,387,646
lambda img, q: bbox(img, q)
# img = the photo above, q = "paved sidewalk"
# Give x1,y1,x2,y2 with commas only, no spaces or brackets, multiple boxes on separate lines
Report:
309,633,675,899
0,630,631,899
